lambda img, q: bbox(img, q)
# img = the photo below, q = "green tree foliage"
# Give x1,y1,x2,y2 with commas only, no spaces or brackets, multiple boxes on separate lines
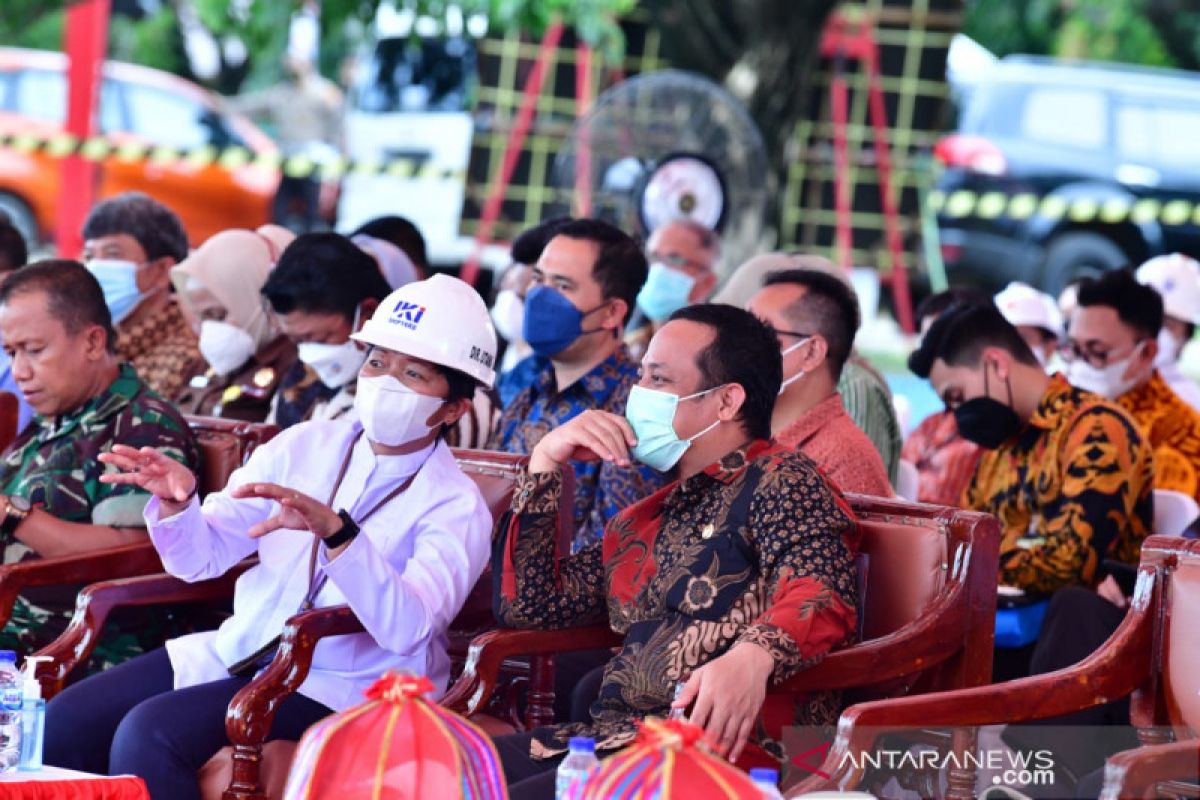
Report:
964,0,1199,71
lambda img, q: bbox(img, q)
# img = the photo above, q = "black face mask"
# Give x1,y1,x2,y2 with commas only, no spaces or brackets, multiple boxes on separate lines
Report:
952,363,1022,449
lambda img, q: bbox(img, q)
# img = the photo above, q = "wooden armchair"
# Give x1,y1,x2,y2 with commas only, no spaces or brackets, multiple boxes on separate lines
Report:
0,416,279,635
0,390,19,452
31,448,565,800
792,535,1200,800
440,494,1001,791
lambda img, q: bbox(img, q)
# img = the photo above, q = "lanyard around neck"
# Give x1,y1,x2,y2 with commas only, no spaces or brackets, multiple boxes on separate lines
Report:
298,431,423,610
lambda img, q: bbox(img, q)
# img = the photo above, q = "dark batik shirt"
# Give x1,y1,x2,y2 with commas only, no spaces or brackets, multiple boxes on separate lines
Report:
488,346,666,550
494,440,860,760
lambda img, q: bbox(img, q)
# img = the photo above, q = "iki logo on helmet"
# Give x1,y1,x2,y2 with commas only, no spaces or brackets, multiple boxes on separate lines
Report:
389,301,426,331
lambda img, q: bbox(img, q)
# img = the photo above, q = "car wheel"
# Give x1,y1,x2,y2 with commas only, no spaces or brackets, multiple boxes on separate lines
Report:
0,193,39,254
1041,231,1128,296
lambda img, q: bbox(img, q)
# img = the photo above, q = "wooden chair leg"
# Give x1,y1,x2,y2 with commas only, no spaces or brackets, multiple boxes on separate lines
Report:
526,654,556,729
222,743,265,800
946,727,979,800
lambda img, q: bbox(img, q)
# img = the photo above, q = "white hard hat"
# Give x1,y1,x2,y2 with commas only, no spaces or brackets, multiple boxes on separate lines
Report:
1136,253,1200,326
995,282,1064,338
351,273,498,388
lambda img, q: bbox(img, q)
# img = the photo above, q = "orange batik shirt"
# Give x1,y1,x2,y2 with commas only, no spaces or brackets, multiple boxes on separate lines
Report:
1116,370,1200,504
964,374,1154,594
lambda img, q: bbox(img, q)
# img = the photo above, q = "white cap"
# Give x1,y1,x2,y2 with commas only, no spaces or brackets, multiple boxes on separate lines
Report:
995,282,1064,338
1136,253,1200,325
351,274,498,388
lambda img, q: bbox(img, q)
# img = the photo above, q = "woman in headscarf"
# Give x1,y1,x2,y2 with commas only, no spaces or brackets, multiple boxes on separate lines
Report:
172,229,299,420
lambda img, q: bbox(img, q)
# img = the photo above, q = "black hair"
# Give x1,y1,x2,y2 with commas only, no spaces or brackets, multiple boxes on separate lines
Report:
351,216,428,272
669,303,780,441
0,214,27,272
552,218,648,325
443,366,477,403
762,268,860,378
82,192,189,263
510,216,571,266
914,286,992,329
262,233,392,320
1076,269,1164,339
0,260,116,353
909,302,1038,378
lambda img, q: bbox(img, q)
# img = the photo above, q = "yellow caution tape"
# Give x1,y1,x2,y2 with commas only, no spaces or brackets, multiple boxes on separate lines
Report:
0,131,467,182
927,186,1200,228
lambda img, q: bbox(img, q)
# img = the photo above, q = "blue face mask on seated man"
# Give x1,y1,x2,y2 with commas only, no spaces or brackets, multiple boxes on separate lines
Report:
522,285,610,358
636,262,696,323
86,259,147,324
625,384,723,471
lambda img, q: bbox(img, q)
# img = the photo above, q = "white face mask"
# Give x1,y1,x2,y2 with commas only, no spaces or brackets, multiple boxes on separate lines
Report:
296,306,366,389
298,340,367,388
490,289,525,344
353,374,446,447
198,320,256,377
1156,328,1183,368
1067,345,1145,400
778,337,813,395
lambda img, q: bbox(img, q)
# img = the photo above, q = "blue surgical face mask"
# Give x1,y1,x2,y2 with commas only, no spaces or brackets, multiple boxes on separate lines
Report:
625,384,723,472
523,285,608,357
636,262,696,323
86,259,146,324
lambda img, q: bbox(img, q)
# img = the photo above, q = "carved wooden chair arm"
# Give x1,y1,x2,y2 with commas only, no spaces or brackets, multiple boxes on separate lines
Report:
793,569,1158,795
1100,739,1200,800
224,604,364,747
0,541,163,627
33,563,252,699
221,604,364,800
441,624,622,717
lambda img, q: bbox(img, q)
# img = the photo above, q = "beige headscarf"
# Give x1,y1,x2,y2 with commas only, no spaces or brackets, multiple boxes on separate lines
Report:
171,229,280,351
712,251,848,308
255,224,298,262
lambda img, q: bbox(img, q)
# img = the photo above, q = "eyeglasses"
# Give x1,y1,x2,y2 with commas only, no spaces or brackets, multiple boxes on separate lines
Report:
772,328,814,340
1060,339,1148,368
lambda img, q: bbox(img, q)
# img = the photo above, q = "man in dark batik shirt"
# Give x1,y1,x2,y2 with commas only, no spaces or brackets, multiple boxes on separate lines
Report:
492,304,861,800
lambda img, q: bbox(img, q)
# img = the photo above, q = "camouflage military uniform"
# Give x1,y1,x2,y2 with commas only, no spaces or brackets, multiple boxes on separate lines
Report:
0,363,202,666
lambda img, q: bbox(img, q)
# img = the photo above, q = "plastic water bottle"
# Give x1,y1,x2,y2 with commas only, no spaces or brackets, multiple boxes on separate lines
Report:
0,651,22,772
555,736,599,800
749,767,784,799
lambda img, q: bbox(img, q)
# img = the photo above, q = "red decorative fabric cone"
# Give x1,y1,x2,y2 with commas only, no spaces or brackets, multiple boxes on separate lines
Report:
283,672,508,800
568,718,761,799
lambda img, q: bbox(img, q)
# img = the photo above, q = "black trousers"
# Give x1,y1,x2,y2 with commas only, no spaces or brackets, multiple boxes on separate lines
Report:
44,647,332,800
1001,587,1139,791
494,732,564,800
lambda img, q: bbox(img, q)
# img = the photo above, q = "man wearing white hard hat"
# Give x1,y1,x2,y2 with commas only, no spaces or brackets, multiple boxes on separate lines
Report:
1137,253,1200,411
994,282,1064,368
44,275,497,797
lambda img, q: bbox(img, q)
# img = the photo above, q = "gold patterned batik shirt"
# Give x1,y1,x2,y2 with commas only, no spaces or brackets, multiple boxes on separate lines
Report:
1116,370,1200,504
964,374,1154,594
116,299,201,401
494,440,860,762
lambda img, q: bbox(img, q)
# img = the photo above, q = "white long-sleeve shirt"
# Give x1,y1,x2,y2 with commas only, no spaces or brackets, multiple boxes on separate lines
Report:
145,419,492,712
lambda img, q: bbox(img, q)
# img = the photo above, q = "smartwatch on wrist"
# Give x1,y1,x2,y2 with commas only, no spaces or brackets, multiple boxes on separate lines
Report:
324,510,360,549
0,496,31,537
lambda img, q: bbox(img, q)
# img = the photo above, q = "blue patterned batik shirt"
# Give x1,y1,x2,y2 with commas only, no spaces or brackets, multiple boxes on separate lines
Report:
489,346,667,550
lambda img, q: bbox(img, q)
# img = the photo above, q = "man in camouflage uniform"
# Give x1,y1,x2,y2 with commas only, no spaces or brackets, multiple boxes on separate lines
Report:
0,260,200,665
